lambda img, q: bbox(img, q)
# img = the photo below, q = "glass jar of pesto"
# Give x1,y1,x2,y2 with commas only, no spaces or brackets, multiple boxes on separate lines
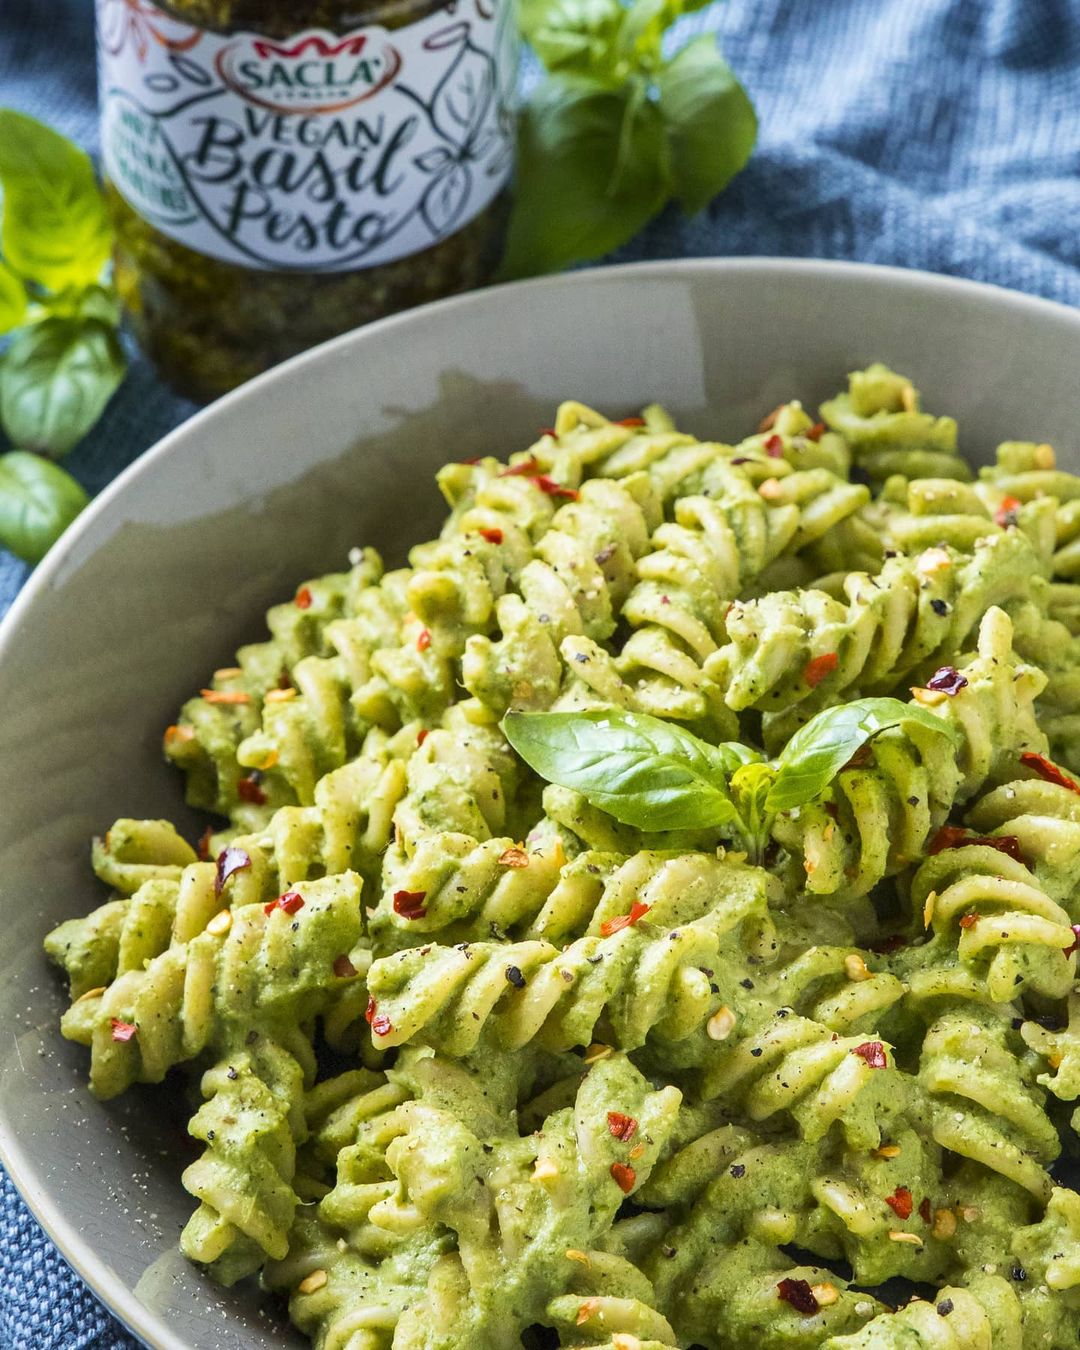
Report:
96,0,517,400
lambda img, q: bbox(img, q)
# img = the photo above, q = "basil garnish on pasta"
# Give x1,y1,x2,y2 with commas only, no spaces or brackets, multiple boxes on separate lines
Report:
503,698,957,857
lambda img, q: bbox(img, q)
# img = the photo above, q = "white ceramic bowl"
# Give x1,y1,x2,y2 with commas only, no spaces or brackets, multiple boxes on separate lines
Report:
2,259,1079,1349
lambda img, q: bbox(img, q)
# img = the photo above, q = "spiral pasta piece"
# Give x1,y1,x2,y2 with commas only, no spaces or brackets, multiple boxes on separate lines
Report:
907,844,1075,1004
709,532,1043,717
165,550,384,815
366,853,769,1055
461,474,660,717
917,1007,1057,1199
60,871,364,1098
965,777,1080,910
820,363,968,483
823,1274,1024,1349
180,1029,314,1283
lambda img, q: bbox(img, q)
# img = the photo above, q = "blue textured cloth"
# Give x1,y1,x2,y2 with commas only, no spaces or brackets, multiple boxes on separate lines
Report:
2,0,1079,1344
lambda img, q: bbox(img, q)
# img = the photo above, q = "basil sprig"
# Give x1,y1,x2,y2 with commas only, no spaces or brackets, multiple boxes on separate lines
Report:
504,0,757,278
502,699,957,859
0,110,126,564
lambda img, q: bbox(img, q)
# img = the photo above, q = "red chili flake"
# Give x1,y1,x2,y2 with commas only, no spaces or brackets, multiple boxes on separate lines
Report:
498,846,530,869
236,775,267,805
885,1186,913,1219
538,428,556,439
600,901,650,937
926,666,968,696
958,912,979,930
852,1041,887,1069
1063,924,1080,957
776,1278,819,1314
610,1162,636,1193
607,1112,638,1142
460,456,483,465
765,434,784,457
1021,752,1080,794
844,744,874,771
365,996,377,1024
417,729,429,746
617,416,646,428
499,456,541,478
295,586,313,610
533,475,579,500
918,1197,933,1224
995,496,1022,527
393,890,428,920
110,1019,137,1043
416,628,432,652
928,825,966,855
197,826,214,862
806,422,827,442
333,954,357,979
479,527,504,544
371,1013,393,1037
869,934,908,954
928,826,1025,863
804,652,839,688
214,846,251,896
264,891,305,917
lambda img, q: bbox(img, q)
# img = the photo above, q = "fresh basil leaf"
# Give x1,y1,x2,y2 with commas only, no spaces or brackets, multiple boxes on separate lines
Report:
0,316,125,456
0,262,27,334
502,707,741,831
520,0,624,74
0,109,112,291
766,697,959,813
656,36,757,213
0,450,88,563
500,74,671,278
615,0,676,64
44,283,123,326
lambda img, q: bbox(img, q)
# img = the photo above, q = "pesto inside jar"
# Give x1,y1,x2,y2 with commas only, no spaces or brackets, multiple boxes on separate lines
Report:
97,0,517,399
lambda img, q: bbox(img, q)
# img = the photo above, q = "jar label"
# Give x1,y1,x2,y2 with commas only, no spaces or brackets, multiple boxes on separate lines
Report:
96,0,517,272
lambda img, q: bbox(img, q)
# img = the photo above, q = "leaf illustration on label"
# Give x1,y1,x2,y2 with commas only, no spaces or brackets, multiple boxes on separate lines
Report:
425,28,497,147
421,161,472,236
415,146,454,173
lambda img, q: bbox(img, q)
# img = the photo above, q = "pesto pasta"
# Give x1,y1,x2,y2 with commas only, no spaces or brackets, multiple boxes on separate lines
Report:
47,365,1080,1348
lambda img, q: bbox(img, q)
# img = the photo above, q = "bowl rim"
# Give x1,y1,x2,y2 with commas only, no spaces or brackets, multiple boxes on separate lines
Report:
4,253,1080,1349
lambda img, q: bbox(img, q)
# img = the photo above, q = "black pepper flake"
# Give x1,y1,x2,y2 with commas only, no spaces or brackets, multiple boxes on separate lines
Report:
930,598,949,616
740,978,754,989
936,1299,954,1317
505,965,526,989
907,795,920,806
662,1244,677,1258
730,1164,746,1178
226,1066,238,1081
574,653,589,664
750,1047,763,1057
245,1030,258,1045
1011,1266,1027,1282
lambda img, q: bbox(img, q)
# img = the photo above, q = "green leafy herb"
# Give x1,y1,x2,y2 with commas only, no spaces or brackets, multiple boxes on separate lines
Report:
0,263,27,335
1,317,125,456
0,451,89,563
502,708,750,830
502,699,956,860
766,698,959,813
0,110,111,292
504,0,756,277
0,109,125,563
